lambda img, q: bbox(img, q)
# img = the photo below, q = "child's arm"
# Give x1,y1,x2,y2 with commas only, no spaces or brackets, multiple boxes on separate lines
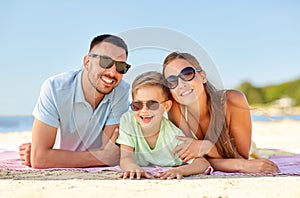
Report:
155,157,210,179
119,144,152,179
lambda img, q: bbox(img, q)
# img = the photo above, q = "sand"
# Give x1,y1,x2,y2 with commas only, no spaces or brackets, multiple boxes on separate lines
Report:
0,119,300,198
1,177,300,198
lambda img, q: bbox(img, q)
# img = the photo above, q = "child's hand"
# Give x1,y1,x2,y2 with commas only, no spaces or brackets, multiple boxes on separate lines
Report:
119,168,152,180
154,168,183,180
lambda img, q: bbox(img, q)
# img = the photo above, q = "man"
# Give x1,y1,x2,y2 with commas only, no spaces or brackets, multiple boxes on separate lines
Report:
19,34,130,168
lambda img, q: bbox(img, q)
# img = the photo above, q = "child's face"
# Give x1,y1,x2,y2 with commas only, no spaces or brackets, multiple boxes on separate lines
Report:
132,86,168,130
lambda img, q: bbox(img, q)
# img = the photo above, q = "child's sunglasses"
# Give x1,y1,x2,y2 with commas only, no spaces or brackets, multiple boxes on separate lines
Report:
165,66,202,89
88,54,131,74
130,100,167,111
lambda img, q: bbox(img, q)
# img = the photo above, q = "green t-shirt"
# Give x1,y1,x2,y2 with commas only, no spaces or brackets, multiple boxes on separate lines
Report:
116,111,187,167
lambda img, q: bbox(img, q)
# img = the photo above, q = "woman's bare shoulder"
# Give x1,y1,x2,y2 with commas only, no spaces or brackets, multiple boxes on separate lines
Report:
225,89,249,109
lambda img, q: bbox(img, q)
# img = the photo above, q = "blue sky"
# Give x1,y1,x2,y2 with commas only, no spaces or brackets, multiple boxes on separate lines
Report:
0,0,299,115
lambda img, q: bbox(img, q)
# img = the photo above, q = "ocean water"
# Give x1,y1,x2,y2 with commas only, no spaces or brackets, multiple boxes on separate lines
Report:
251,114,300,122
0,115,34,133
0,114,299,133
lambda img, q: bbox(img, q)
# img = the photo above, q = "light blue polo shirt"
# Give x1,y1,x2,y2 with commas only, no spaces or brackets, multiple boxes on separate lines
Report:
32,69,129,151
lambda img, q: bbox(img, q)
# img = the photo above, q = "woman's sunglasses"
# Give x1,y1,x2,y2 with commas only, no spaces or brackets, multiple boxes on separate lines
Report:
89,54,131,74
130,100,167,111
165,66,202,89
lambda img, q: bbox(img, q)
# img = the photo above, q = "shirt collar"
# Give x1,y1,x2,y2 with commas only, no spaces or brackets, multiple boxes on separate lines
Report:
74,70,85,103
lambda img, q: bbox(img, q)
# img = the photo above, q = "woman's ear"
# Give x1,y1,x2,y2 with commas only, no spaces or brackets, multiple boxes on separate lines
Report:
163,99,172,112
83,55,90,71
200,70,207,84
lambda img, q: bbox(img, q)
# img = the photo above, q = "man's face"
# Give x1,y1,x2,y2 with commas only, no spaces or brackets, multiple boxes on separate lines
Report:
86,42,127,95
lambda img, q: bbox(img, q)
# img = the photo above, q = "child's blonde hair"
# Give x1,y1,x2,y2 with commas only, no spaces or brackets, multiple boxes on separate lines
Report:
132,71,170,100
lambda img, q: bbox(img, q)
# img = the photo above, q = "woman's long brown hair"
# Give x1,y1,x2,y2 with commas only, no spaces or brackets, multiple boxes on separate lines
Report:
162,52,237,158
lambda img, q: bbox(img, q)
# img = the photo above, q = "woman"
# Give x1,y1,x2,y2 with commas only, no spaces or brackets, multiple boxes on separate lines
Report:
162,52,279,173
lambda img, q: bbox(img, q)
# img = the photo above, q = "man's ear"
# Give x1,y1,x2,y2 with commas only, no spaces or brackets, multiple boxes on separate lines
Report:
83,55,90,71
163,100,172,112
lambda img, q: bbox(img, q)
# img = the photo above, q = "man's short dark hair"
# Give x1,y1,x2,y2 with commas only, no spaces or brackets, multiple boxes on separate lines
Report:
89,34,128,57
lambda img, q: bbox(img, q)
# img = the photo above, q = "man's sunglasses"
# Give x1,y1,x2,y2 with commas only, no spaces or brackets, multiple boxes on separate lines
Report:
130,100,167,111
165,66,202,89
88,54,131,74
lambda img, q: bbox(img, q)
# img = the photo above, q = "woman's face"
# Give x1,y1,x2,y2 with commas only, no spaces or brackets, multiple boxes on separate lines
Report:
164,58,205,105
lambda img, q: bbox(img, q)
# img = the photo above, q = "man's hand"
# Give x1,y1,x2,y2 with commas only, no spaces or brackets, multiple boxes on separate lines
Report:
19,143,31,167
92,128,121,166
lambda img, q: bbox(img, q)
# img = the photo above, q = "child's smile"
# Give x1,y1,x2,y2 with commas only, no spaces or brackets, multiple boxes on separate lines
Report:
139,114,154,124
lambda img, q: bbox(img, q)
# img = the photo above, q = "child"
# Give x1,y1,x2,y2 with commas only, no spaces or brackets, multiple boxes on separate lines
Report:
116,71,210,179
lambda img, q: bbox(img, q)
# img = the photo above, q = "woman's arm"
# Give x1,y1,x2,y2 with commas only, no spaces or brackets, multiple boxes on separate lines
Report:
173,136,221,162
207,158,279,174
208,90,279,173
171,90,251,160
226,90,252,158
170,97,222,160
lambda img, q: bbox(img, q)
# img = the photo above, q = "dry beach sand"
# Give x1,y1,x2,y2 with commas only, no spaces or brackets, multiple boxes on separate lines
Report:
0,119,300,197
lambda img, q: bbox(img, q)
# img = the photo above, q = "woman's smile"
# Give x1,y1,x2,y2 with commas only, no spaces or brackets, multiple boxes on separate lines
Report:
180,89,194,97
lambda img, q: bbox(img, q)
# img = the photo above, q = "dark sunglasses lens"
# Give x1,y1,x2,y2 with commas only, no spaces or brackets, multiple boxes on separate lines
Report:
115,62,130,74
166,76,178,89
130,102,142,111
147,101,160,110
181,67,196,81
130,101,160,111
100,56,113,69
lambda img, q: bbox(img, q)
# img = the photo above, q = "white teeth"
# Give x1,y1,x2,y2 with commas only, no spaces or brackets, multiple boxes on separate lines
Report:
140,115,153,119
181,89,193,96
101,76,113,84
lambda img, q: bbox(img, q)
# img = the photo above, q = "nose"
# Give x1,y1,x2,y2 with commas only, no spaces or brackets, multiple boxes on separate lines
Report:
177,78,188,88
140,103,150,111
105,63,118,76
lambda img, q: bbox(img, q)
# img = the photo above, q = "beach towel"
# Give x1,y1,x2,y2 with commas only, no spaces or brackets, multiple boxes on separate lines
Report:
0,149,213,175
1,148,300,176
249,141,295,159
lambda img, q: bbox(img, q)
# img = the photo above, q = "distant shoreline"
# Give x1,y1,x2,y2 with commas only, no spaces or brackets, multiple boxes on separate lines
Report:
250,106,300,116
1,106,300,117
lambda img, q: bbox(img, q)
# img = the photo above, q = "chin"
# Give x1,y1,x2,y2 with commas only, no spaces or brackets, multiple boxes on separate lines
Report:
95,86,114,95
179,95,198,106
139,120,159,130
139,122,153,128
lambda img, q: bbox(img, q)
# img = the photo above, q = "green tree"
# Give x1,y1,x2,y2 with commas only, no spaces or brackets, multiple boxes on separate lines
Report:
237,81,264,105
236,77,300,106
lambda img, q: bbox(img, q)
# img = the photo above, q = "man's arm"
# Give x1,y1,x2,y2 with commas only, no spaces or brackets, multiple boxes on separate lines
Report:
30,119,120,169
94,124,121,166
